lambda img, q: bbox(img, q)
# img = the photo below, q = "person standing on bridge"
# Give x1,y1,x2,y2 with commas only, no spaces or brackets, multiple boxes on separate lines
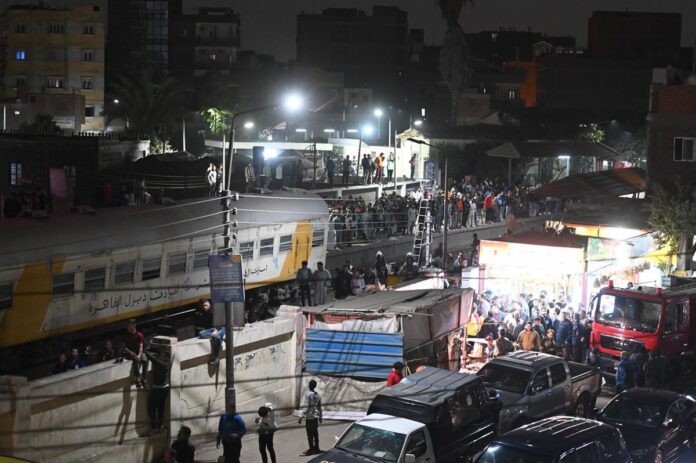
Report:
342,155,351,187
325,156,335,188
361,154,371,184
296,261,314,307
313,262,331,305
410,153,417,180
386,153,395,183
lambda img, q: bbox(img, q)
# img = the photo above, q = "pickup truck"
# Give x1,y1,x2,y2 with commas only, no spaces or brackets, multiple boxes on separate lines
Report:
476,351,601,432
309,367,501,463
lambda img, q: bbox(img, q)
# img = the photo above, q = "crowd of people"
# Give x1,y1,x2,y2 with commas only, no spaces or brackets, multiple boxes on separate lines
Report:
448,288,673,393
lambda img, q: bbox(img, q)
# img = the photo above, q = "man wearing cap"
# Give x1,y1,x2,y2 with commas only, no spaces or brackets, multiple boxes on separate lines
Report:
399,253,418,280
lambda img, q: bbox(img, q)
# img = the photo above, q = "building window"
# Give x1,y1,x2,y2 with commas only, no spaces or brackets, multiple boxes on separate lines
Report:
193,249,209,269
47,77,64,88
168,253,187,275
81,78,93,90
83,24,94,35
15,76,26,88
47,48,65,61
84,267,106,291
114,262,134,285
259,238,274,257
48,23,64,34
674,137,696,162
239,241,254,260
15,24,26,34
9,163,22,186
0,281,13,310
52,273,74,298
15,50,26,61
85,106,95,117
82,49,95,62
209,53,217,61
142,257,161,281
508,90,518,100
279,235,293,253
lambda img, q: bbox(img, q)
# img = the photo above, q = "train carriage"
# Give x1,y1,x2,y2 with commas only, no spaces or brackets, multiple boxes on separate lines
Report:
0,189,328,374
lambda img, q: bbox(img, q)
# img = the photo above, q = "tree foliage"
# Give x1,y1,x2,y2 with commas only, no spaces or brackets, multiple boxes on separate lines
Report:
20,114,61,135
201,107,232,136
649,178,696,270
579,123,606,143
105,70,185,140
437,0,474,126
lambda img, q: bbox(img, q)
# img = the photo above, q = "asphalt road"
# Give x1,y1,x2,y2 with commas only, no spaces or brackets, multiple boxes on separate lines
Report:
194,384,696,463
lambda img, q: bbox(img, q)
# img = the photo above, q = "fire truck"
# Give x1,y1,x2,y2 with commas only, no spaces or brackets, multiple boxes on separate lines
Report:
589,278,696,379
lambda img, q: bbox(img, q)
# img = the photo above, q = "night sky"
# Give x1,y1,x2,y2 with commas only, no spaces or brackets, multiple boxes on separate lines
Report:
185,0,696,62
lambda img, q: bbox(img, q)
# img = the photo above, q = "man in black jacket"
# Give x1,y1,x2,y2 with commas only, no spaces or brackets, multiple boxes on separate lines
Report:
146,346,171,433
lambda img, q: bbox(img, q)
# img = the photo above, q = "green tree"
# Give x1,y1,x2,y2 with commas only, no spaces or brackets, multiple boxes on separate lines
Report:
19,114,61,135
105,70,185,141
437,0,474,126
649,178,696,271
579,123,606,143
201,107,232,137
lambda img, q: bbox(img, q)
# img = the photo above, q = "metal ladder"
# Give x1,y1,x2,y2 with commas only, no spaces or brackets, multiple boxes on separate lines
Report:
411,197,432,267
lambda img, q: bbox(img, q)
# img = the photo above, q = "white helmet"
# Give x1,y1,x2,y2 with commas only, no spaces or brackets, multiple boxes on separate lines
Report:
376,251,383,257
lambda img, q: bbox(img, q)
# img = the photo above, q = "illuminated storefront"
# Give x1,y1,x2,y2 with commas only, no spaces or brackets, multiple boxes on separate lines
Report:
479,231,587,306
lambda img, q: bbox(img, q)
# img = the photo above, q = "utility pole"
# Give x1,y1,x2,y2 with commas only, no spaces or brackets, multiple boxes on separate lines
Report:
182,117,186,152
443,154,448,264
221,190,240,410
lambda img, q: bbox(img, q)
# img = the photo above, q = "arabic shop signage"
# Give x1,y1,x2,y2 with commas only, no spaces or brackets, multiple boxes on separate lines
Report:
209,254,245,303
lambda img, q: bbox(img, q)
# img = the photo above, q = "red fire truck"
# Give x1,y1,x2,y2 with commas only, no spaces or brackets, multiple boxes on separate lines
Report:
590,279,696,379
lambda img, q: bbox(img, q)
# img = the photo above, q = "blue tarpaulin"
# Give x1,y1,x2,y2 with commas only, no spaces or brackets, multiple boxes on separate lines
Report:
305,329,404,379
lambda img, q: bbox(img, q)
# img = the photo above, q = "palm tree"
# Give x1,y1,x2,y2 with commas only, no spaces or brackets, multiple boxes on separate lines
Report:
105,70,186,144
437,0,473,126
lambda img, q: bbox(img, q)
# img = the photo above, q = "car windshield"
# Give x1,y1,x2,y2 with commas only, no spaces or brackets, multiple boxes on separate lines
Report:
477,364,530,394
477,443,553,463
595,294,661,333
600,397,669,429
335,423,406,462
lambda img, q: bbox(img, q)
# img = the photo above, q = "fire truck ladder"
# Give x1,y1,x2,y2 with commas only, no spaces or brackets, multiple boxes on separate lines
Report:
412,197,433,267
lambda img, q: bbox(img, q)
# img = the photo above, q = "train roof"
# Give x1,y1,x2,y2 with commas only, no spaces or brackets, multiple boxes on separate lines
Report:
0,189,328,267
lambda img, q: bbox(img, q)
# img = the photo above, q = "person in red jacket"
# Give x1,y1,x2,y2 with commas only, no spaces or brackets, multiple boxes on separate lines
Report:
386,361,404,387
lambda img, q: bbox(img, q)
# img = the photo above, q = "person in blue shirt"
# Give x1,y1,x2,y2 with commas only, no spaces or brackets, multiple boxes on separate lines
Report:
217,404,246,463
615,351,637,394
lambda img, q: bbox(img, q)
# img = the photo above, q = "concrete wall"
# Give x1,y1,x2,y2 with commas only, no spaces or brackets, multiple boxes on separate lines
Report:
0,317,297,463
327,216,545,271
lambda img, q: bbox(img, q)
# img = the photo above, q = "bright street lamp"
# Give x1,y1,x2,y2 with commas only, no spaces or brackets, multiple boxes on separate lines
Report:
323,128,335,133
243,121,255,129
113,99,119,104
284,94,304,112
414,119,423,127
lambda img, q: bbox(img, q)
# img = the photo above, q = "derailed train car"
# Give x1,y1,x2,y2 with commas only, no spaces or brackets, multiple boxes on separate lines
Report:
0,189,328,374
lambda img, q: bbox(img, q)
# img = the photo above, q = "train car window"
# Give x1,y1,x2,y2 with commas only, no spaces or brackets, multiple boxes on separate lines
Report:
0,282,13,309
114,262,135,285
168,253,187,275
312,229,324,247
84,267,106,291
142,257,161,281
239,241,254,260
52,273,74,298
279,235,292,252
193,249,209,269
260,238,274,257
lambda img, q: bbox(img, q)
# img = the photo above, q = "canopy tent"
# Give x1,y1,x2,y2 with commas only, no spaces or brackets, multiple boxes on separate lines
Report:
530,167,646,200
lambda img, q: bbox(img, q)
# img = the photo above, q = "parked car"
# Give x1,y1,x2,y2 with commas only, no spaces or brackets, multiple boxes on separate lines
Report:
310,367,501,463
597,388,696,463
477,351,601,431
475,416,633,463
